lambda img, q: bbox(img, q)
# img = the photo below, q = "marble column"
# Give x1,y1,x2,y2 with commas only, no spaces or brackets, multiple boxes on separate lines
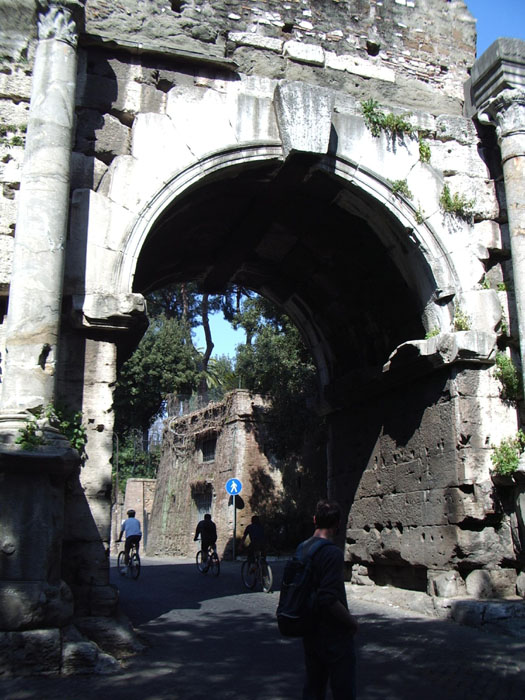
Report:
0,2,81,634
0,2,79,417
484,89,525,388
467,40,525,573
466,39,525,393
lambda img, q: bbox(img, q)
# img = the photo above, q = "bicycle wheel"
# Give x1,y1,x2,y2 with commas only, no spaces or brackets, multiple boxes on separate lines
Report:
241,560,256,589
209,552,220,577
130,552,141,580
261,560,273,593
117,551,127,576
196,550,208,573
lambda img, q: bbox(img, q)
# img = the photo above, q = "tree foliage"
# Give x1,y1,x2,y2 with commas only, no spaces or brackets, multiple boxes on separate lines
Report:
114,315,199,435
234,296,319,458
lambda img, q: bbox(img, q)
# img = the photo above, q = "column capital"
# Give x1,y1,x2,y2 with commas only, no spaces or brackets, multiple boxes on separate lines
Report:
37,2,84,48
478,88,525,141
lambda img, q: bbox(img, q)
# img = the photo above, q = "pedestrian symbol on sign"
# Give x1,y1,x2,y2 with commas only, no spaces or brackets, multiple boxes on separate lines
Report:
225,478,243,495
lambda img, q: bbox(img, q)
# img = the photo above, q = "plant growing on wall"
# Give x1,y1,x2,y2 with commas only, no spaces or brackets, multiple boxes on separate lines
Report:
360,99,413,137
15,415,47,449
494,351,523,402
418,137,431,163
390,179,413,199
14,404,87,453
453,308,470,331
425,327,440,339
439,184,474,220
0,122,26,147
491,430,525,476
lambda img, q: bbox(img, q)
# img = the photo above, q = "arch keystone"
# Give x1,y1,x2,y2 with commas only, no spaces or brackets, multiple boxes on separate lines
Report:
274,81,335,157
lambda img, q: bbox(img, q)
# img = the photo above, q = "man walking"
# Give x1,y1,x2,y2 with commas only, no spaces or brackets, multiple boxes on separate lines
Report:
301,500,358,700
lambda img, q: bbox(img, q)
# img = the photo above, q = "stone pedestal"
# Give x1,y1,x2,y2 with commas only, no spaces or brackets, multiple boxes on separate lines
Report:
0,442,78,631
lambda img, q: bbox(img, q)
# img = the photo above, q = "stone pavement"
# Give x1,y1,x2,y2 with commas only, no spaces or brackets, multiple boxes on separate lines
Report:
0,557,523,700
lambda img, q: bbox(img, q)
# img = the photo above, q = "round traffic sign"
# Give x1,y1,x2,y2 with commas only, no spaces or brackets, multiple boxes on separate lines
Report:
225,478,243,495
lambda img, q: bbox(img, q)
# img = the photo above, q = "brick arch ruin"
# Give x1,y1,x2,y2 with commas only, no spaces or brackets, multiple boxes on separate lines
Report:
1,0,525,674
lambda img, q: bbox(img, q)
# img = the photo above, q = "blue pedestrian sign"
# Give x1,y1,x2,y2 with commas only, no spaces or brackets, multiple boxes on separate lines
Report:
225,478,243,495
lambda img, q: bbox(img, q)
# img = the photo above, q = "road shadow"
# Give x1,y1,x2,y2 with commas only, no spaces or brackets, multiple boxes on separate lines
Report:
1,561,524,700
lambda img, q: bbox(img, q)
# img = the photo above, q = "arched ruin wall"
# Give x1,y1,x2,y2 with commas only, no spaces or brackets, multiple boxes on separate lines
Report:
0,0,522,618
333,362,519,595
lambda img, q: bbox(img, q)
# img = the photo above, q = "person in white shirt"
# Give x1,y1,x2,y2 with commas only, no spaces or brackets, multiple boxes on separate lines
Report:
118,509,142,564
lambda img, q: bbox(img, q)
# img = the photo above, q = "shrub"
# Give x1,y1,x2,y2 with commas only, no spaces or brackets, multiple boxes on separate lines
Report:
418,137,431,163
439,184,474,220
491,430,525,476
361,99,413,137
15,416,47,449
390,179,413,199
494,351,522,402
425,328,440,339
453,309,470,331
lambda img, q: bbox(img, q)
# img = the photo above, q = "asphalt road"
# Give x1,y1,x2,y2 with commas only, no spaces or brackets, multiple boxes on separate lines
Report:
1,556,524,699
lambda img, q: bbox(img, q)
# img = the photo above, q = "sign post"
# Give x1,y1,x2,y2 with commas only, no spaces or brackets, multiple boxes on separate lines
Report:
225,478,243,560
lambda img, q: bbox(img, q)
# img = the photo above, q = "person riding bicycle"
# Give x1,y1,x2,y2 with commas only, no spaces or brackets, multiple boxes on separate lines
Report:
241,515,266,565
118,509,142,564
194,513,217,567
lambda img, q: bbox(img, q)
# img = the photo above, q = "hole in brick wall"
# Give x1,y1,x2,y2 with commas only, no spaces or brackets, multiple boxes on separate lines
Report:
282,22,294,34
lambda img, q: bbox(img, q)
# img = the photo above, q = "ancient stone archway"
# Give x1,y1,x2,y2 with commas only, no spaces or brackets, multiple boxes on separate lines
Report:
1,0,525,675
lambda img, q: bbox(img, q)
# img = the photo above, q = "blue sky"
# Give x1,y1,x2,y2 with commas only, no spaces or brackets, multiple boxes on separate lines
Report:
467,0,525,55
195,0,525,359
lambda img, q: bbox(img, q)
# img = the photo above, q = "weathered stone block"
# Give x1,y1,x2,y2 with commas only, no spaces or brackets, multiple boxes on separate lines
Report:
430,141,490,179
428,569,467,597
74,614,144,657
456,523,515,567
274,81,334,156
284,40,324,66
464,569,518,599
435,115,479,145
229,31,284,53
465,569,493,598
75,111,131,162
165,86,239,160
444,174,499,220
325,51,396,82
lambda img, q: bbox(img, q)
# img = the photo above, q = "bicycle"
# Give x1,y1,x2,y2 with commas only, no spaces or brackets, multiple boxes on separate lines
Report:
196,544,220,576
117,541,141,580
241,551,273,592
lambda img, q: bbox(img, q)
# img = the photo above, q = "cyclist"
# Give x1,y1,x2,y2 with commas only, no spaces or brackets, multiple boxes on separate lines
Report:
194,513,217,568
118,509,142,565
241,515,266,566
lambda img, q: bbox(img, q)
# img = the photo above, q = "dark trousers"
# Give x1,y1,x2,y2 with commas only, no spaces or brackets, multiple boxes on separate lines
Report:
201,540,216,562
303,631,357,700
125,535,141,564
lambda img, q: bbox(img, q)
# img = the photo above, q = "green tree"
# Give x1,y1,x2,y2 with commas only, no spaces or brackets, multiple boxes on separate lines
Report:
235,299,318,457
114,315,199,436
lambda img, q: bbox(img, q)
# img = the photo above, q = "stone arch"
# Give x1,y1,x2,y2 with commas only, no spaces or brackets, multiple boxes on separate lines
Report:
117,143,460,385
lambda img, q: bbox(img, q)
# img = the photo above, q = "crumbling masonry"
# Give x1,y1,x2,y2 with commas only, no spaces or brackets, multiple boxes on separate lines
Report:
1,0,525,675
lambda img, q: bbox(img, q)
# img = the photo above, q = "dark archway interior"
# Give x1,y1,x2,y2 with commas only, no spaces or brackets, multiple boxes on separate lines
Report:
133,155,427,396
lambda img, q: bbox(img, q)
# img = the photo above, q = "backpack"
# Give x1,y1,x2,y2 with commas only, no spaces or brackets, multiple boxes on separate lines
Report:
276,537,332,637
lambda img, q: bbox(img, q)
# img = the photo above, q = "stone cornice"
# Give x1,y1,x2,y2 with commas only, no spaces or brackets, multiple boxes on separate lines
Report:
464,38,525,118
